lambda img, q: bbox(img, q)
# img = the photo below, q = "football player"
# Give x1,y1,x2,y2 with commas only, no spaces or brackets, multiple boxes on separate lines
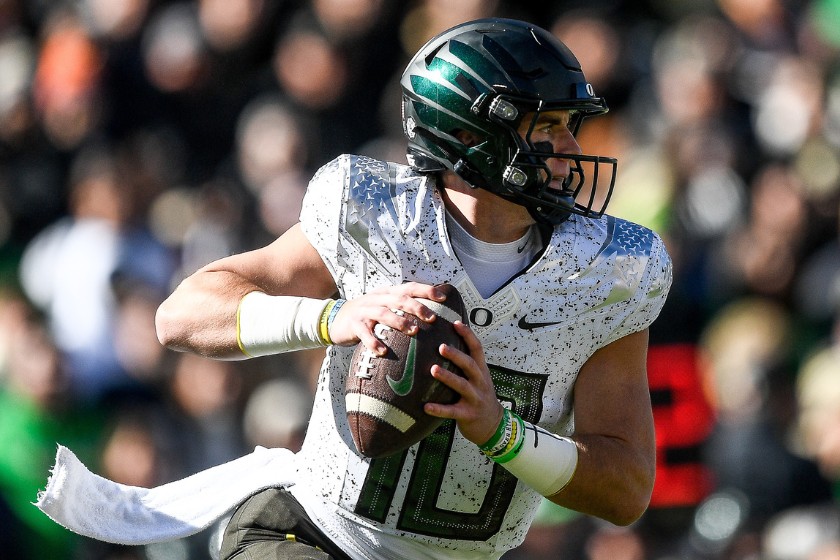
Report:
44,18,672,560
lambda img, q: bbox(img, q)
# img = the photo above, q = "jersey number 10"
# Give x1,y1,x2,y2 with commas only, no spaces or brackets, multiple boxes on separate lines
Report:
354,366,549,541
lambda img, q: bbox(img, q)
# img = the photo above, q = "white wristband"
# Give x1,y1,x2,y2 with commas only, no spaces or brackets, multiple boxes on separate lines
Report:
236,292,332,357
501,423,578,496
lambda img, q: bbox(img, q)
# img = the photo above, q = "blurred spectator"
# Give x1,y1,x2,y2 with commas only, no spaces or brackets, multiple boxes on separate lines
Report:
701,298,832,522
235,94,307,193
762,505,840,560
797,344,840,500
177,178,247,278
311,0,386,44
79,0,150,42
112,284,169,385
32,7,104,150
101,411,161,487
273,27,347,112
0,297,106,560
167,352,245,474
243,377,313,452
198,0,264,52
0,30,36,146
717,0,792,46
18,142,175,403
399,0,499,56
652,17,730,131
586,526,646,560
504,500,593,560
710,163,807,300
795,239,840,327
753,56,824,158
18,145,129,401
257,170,308,237
141,2,209,93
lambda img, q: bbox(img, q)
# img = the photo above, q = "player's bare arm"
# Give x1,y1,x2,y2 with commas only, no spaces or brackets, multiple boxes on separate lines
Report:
155,223,335,359
155,223,444,359
548,328,655,525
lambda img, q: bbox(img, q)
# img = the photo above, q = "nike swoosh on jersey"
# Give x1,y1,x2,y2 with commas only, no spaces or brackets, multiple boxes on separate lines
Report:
517,316,562,330
388,336,416,396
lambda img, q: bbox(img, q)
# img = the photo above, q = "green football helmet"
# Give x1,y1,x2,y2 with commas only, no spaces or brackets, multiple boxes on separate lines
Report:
401,18,617,226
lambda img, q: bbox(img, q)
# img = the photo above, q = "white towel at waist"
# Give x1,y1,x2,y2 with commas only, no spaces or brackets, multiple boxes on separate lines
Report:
35,444,298,545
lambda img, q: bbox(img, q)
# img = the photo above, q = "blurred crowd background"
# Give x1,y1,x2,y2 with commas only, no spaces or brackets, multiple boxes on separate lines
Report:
2,0,840,559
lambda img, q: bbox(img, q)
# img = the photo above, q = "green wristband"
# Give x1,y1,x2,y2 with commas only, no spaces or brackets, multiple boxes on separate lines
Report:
491,413,526,464
479,409,510,453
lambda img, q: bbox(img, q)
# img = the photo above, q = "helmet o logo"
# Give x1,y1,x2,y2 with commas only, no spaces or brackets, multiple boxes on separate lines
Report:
469,307,493,327
405,117,417,139
585,83,595,97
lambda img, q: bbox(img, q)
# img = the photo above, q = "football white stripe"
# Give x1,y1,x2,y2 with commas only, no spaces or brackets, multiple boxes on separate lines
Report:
345,393,416,433
414,298,461,324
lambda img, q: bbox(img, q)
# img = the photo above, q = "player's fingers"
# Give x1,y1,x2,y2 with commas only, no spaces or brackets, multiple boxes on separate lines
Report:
373,291,441,323
364,305,420,335
330,300,413,347
393,281,447,302
424,400,478,422
354,309,422,354
438,344,479,382
440,336,493,385
424,401,458,419
386,283,447,322
423,392,483,426
394,293,441,322
353,284,444,327
430,363,472,395
453,321,487,366
355,323,388,355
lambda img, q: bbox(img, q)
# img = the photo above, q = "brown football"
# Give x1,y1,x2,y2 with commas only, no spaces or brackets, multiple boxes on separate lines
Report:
345,283,468,458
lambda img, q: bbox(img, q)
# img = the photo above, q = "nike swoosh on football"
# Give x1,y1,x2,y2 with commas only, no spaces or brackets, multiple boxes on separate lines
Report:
517,316,563,330
388,336,416,396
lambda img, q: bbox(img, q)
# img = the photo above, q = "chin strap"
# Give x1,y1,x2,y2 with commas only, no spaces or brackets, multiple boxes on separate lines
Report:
525,188,574,226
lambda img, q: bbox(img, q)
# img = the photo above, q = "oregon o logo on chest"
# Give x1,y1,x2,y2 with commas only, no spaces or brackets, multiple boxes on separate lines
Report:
469,307,493,327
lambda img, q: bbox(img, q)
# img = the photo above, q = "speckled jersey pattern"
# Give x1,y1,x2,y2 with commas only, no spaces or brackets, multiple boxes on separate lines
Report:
292,155,672,560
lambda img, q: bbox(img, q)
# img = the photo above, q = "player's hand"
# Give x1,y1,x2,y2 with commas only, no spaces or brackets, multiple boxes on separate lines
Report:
424,321,505,446
328,282,446,354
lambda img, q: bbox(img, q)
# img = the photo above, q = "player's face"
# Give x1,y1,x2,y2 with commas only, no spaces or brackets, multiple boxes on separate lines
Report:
516,110,582,188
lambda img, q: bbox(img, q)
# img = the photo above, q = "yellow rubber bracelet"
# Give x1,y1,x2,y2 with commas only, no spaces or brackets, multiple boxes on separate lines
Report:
236,293,258,357
319,300,337,345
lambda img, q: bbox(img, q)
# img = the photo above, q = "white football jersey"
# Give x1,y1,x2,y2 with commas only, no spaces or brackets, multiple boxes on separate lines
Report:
292,155,672,560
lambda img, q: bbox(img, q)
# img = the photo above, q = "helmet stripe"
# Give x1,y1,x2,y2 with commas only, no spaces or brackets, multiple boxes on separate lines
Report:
409,75,492,135
438,41,495,91
423,58,475,102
